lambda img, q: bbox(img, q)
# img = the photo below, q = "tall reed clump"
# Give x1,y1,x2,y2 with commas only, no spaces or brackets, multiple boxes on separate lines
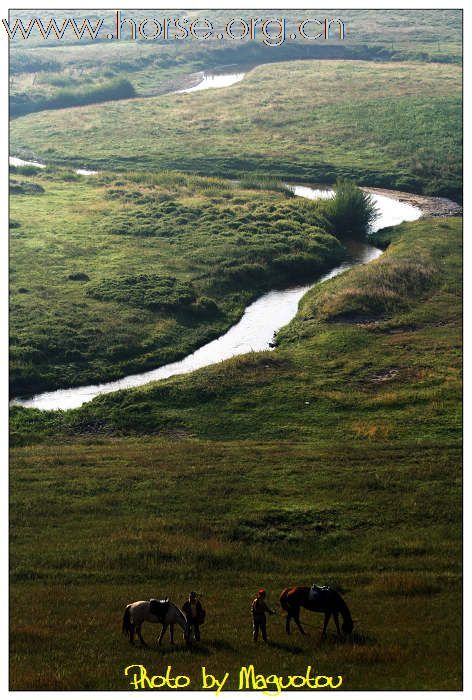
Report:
238,173,293,196
323,179,378,239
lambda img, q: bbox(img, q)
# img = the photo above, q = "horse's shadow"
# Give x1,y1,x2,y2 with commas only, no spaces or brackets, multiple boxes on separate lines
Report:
142,638,235,656
149,642,197,655
266,640,304,654
207,639,236,652
310,629,377,647
345,630,377,645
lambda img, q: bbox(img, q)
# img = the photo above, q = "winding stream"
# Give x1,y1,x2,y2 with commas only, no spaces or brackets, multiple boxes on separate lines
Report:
11,188,422,411
9,155,46,169
10,68,424,411
9,155,97,175
175,69,246,93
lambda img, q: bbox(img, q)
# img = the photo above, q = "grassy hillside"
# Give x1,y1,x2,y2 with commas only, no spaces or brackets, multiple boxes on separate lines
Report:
10,167,344,396
10,215,462,689
9,15,462,689
11,216,462,445
9,9,462,116
10,60,462,200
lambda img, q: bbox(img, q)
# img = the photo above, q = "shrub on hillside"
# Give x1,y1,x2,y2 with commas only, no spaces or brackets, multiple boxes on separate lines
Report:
9,179,44,195
10,78,135,117
322,179,378,239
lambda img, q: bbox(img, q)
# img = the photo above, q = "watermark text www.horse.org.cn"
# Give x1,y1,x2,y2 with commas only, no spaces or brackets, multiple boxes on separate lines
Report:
2,11,345,45
124,664,343,693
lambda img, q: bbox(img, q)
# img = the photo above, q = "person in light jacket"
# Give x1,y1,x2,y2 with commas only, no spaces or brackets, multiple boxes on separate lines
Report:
251,589,275,642
182,591,205,642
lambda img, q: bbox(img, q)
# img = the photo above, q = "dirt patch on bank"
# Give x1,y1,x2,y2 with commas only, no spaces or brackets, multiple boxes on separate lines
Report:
364,187,462,218
147,72,205,97
367,368,400,383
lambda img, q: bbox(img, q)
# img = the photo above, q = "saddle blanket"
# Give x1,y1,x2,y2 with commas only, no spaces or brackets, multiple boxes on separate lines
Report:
308,584,330,602
149,598,170,620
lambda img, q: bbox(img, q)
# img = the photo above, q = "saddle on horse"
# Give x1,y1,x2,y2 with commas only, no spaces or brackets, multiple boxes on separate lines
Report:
308,583,330,603
149,598,170,622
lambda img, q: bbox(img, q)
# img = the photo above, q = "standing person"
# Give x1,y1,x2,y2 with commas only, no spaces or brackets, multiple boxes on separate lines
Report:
182,591,205,642
251,589,275,642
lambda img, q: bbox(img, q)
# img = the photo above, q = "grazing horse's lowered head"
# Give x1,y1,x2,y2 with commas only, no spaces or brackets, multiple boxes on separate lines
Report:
280,586,354,638
122,599,191,647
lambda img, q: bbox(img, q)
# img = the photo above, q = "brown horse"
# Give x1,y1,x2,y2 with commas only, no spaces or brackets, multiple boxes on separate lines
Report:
280,586,353,638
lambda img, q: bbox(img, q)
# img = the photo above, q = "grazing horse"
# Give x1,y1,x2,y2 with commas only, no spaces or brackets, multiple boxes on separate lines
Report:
122,599,191,647
280,586,353,638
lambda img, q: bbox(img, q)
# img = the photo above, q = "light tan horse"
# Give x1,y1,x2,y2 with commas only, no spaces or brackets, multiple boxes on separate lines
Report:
122,599,191,646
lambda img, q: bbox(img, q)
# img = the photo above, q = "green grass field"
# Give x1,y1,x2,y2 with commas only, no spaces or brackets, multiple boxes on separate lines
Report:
10,168,345,396
10,216,462,689
10,439,461,691
9,13,462,690
10,60,462,200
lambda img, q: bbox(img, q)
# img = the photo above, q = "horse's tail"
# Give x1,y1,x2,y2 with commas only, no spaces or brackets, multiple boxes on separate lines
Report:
279,588,291,612
336,592,354,634
122,604,133,639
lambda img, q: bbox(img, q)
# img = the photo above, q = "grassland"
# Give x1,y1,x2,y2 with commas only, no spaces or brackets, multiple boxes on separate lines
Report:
9,9,462,117
10,216,462,689
10,60,462,200
9,15,462,689
11,216,462,446
9,167,343,396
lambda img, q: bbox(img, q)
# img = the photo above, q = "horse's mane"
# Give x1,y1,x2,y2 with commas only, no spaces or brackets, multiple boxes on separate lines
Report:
147,599,188,628
169,602,188,624
280,586,311,611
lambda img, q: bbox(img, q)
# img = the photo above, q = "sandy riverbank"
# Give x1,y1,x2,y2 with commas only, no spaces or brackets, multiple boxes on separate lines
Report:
364,187,462,218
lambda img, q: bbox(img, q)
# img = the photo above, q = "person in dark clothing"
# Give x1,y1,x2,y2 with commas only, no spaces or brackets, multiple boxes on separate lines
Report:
251,589,275,642
182,591,205,642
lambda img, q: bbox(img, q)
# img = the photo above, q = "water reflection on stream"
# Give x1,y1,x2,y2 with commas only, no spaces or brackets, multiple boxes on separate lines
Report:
175,70,246,93
9,67,423,410
11,187,422,411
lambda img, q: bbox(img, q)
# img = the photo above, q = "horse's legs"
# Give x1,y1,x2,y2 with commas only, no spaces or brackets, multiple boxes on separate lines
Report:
322,612,331,639
129,623,135,645
136,624,148,647
169,623,175,644
158,622,168,646
285,614,291,635
293,609,308,636
333,611,341,636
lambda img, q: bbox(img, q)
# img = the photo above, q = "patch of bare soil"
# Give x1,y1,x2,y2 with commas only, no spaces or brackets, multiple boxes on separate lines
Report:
367,368,400,383
364,187,462,218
